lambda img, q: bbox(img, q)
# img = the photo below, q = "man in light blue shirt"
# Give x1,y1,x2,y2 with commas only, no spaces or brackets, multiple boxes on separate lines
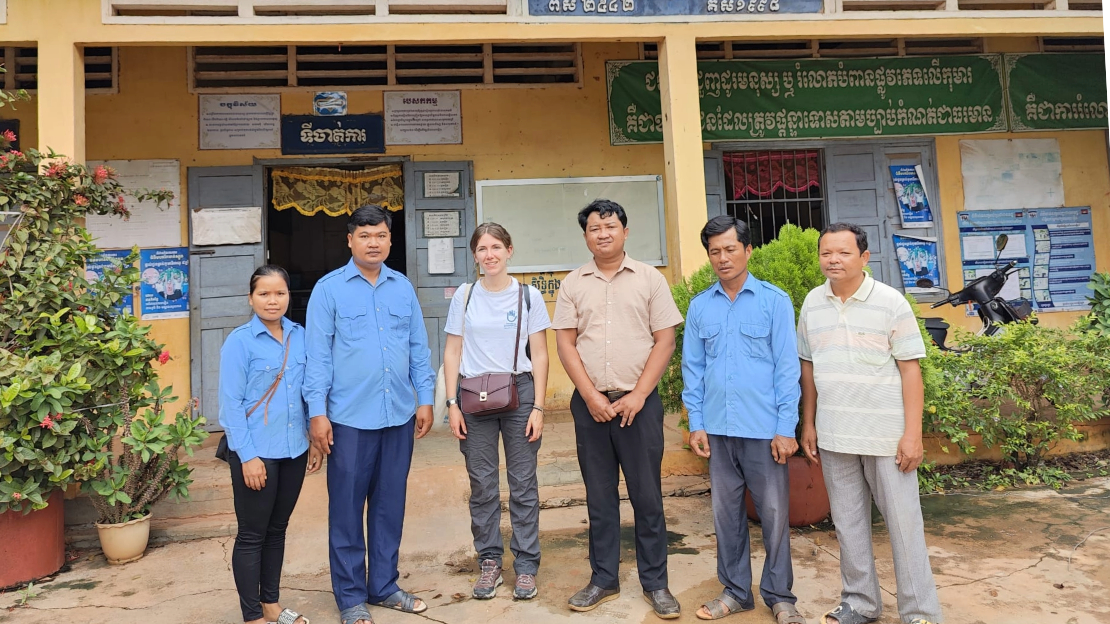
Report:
681,216,805,624
304,205,436,624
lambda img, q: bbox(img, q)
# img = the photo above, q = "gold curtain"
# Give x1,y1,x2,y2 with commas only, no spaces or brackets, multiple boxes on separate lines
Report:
271,165,404,216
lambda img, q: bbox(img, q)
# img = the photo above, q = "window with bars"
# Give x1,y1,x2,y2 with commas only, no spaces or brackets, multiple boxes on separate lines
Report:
723,149,826,248
0,47,118,93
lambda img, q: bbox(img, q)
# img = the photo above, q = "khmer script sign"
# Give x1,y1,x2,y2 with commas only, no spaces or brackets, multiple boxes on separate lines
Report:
1005,53,1108,132
530,0,821,15
607,56,1007,144
280,115,385,155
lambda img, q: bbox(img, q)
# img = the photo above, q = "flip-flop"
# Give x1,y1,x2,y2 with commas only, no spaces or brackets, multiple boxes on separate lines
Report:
773,602,807,624
270,609,309,624
696,592,751,620
339,604,373,624
372,589,428,614
819,603,876,624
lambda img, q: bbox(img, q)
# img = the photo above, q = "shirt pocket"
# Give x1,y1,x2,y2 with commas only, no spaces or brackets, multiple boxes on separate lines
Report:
698,323,722,358
740,323,772,359
337,306,368,341
246,359,278,407
285,352,307,390
389,303,412,333
849,329,892,366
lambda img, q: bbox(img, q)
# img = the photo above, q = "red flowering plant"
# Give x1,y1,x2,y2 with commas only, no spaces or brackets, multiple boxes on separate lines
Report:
0,144,201,516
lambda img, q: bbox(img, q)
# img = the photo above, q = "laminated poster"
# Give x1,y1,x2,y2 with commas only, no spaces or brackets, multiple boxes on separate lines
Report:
86,249,134,315
139,247,190,320
890,165,934,228
893,235,941,295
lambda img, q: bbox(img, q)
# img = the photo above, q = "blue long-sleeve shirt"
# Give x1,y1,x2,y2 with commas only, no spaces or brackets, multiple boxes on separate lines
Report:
681,276,801,439
218,315,309,463
303,260,436,430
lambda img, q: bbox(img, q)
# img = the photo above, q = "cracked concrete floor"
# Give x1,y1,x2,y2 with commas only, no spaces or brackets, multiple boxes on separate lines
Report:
3,478,1109,624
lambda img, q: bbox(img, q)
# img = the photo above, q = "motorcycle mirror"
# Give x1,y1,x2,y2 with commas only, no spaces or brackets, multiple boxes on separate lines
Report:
915,278,935,289
995,234,1009,253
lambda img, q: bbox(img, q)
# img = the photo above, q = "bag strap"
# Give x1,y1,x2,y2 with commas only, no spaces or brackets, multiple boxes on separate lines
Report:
511,282,524,374
245,333,291,426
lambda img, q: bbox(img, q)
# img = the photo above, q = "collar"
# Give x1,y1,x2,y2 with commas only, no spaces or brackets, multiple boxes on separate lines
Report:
823,274,875,302
581,253,634,278
250,314,293,339
710,273,760,299
342,257,395,285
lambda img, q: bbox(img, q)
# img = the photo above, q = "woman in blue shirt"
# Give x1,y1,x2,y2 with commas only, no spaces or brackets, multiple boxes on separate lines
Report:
219,265,319,624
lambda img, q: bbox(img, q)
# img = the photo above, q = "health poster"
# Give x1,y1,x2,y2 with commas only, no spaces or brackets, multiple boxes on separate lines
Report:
86,249,134,315
890,165,934,228
139,247,190,320
893,235,941,295
956,207,1094,312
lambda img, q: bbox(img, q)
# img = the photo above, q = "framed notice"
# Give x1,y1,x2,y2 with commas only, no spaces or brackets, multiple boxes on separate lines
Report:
199,94,281,150
385,91,462,145
423,211,461,238
424,172,462,198
86,159,182,249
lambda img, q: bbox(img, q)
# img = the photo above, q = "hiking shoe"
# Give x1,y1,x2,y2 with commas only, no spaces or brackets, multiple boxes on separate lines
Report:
472,559,503,599
514,573,538,600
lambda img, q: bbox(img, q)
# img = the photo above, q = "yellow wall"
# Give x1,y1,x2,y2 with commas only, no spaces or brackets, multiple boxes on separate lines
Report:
4,39,1107,410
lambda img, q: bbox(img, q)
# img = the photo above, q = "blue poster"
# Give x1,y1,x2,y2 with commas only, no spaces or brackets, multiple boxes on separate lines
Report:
893,235,941,294
956,207,1095,312
139,247,190,320
86,249,134,315
890,165,934,228
529,0,821,16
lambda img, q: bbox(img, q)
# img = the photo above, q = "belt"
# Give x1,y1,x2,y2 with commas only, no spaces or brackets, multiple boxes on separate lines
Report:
605,390,629,403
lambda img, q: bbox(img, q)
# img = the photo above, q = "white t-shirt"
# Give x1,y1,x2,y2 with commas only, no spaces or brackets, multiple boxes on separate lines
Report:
445,278,552,378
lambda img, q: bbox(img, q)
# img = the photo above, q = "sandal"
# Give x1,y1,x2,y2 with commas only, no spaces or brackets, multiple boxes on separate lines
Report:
273,610,310,624
339,604,373,624
820,603,876,624
373,589,428,614
696,592,751,620
773,602,807,624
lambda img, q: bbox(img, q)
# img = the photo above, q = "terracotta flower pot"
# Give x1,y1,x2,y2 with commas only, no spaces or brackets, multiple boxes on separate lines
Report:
0,491,65,589
744,455,831,527
96,513,152,565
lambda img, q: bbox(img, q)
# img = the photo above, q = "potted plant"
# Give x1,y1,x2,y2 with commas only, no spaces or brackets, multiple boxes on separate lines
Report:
659,224,831,526
0,138,178,582
84,383,207,564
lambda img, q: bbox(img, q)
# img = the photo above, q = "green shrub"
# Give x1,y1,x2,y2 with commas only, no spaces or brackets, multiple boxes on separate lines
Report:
1087,272,1110,336
659,224,826,424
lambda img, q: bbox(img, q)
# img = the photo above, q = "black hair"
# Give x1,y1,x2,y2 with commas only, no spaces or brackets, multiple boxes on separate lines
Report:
249,264,291,294
348,204,392,234
577,199,628,232
700,215,751,251
819,222,869,253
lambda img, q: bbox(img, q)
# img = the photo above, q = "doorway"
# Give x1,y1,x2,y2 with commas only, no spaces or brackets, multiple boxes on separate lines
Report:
265,164,407,325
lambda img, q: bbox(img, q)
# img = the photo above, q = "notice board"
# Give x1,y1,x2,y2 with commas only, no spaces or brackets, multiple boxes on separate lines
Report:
956,207,1095,312
86,160,182,249
476,175,666,273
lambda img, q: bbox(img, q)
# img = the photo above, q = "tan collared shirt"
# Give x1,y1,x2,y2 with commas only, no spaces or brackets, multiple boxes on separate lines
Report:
552,255,683,392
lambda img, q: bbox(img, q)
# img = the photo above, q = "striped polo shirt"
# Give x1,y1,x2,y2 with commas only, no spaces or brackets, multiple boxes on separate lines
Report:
797,275,927,456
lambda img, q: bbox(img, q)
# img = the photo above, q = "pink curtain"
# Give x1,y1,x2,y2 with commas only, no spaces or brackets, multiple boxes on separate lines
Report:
723,151,821,199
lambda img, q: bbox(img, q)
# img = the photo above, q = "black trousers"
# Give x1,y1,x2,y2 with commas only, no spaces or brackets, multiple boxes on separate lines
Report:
229,450,308,622
570,388,668,591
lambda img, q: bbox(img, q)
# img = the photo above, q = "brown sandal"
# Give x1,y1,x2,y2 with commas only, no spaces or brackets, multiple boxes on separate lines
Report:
773,602,807,624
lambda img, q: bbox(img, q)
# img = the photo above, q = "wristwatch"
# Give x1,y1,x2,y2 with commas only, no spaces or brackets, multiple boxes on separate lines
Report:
446,397,458,408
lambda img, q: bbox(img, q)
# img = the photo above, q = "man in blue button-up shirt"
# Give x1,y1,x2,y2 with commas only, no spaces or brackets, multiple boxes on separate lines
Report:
304,205,436,624
681,216,806,623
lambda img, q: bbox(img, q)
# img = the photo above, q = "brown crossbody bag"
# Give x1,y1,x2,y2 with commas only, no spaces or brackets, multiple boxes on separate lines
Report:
215,340,291,462
457,281,525,417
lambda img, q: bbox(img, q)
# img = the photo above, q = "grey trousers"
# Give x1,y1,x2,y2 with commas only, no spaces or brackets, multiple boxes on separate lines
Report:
708,435,796,610
821,449,943,623
459,373,541,575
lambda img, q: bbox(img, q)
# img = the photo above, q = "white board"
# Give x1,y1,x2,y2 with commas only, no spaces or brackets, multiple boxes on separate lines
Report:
86,159,182,249
384,91,462,146
199,94,281,150
959,139,1065,211
477,175,667,272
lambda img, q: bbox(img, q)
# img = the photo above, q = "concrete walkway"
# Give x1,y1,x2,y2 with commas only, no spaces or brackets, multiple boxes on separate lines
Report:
3,414,1109,624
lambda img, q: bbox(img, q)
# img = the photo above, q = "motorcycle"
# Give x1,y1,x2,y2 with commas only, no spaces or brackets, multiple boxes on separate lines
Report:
918,234,1035,350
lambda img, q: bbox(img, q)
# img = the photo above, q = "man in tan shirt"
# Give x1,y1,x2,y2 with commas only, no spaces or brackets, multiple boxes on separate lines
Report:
553,199,685,619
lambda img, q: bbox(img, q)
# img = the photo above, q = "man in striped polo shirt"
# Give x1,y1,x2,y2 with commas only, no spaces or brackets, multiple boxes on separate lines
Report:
797,223,942,624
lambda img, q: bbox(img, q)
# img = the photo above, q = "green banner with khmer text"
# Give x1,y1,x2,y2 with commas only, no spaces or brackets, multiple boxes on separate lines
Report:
1006,53,1108,132
606,56,1007,144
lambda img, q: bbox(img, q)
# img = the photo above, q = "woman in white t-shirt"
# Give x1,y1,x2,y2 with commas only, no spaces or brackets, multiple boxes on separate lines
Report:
443,222,552,602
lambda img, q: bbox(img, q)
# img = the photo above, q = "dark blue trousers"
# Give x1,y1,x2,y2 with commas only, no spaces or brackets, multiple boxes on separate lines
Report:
328,418,415,611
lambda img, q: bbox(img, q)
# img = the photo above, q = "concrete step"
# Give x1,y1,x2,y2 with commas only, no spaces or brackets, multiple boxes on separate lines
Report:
65,411,707,548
